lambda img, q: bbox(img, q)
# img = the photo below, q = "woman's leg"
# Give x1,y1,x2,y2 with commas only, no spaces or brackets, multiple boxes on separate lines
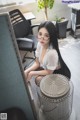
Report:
35,75,45,87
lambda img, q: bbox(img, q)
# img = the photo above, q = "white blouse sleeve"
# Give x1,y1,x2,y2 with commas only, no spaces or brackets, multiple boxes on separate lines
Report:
35,42,41,58
46,49,58,70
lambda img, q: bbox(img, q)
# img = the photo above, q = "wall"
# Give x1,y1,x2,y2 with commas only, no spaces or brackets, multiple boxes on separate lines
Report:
0,13,36,120
0,0,71,28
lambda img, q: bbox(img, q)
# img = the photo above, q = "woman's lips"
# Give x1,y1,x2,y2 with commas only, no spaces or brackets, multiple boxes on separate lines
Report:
40,41,44,44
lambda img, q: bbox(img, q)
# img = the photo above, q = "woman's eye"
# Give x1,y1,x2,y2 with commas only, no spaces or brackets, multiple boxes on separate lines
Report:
45,34,49,38
39,32,42,36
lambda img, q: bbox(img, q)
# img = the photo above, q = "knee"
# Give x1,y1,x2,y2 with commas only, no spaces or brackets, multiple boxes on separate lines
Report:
35,76,42,87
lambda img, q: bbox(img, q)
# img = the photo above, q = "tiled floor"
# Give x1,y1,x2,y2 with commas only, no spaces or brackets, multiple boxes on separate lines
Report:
57,33,80,120
59,32,80,48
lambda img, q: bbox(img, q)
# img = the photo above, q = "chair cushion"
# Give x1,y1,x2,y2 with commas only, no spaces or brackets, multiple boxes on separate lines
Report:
27,34,38,50
16,38,34,51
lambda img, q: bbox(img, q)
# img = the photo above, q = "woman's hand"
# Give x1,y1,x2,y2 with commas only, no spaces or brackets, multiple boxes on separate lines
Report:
24,70,35,82
27,71,36,82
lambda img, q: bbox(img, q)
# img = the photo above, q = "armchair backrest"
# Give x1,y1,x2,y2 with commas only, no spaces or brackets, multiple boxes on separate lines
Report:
0,12,35,120
9,9,32,38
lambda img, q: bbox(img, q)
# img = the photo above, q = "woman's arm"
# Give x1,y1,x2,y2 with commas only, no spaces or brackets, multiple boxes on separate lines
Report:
27,69,53,81
30,69,53,76
24,58,40,73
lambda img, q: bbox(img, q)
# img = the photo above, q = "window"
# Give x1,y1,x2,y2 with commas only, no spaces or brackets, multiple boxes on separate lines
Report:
0,0,36,7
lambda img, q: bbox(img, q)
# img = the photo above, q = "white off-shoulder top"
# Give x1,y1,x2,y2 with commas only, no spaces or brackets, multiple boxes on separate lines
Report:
35,42,60,71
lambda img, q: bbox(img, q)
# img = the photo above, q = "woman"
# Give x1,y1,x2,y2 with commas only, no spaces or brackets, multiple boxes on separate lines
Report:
24,21,71,86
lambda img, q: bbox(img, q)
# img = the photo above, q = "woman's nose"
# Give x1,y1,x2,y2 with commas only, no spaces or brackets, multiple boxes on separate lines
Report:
40,36,44,39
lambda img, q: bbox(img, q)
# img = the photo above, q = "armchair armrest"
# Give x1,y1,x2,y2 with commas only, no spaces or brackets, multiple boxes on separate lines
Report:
16,38,33,43
31,24,39,29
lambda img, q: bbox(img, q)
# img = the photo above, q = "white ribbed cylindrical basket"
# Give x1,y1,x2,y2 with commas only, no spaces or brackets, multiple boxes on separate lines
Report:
37,74,74,120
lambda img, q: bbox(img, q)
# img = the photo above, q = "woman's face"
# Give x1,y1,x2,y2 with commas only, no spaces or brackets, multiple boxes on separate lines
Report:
38,27,50,46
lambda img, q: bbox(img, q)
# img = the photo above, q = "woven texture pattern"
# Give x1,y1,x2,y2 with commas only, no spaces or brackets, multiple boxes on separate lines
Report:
38,74,73,120
40,74,70,98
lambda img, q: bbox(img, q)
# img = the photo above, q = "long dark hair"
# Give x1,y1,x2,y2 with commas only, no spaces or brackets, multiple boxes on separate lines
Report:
38,21,71,79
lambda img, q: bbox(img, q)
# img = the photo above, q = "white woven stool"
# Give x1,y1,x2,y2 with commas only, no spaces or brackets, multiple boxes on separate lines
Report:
38,74,74,120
